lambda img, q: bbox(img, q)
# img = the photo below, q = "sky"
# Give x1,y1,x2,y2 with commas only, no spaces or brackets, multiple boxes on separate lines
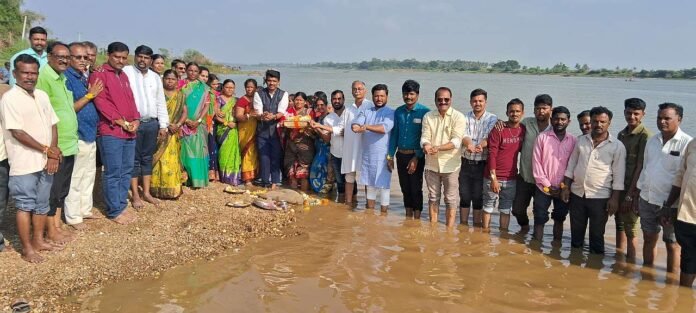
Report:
22,0,696,70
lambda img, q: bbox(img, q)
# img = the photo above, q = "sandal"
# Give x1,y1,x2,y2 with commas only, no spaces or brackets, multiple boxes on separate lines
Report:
12,300,31,313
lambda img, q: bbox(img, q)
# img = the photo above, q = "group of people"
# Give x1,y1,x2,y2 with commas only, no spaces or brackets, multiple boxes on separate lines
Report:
1,27,696,289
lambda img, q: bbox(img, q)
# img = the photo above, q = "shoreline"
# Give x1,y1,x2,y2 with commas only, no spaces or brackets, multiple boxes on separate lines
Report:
0,182,298,312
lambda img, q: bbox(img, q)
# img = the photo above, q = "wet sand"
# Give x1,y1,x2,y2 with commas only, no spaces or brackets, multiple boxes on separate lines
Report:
80,184,696,313
0,183,296,312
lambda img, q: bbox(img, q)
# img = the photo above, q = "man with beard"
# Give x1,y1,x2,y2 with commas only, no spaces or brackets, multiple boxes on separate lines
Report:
36,41,78,244
123,45,169,208
352,84,395,213
1,54,60,262
511,94,552,232
482,99,525,231
637,103,691,272
9,27,48,86
342,81,374,205
91,42,141,225
312,90,348,197
532,106,577,241
562,106,626,254
421,87,466,227
63,42,103,230
388,80,429,218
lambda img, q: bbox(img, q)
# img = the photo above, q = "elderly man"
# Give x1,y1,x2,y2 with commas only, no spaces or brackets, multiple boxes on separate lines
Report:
421,87,466,227
388,80,429,218
91,42,141,224
352,84,395,213
342,81,374,205
1,54,60,262
637,103,691,272
63,42,103,230
123,45,169,208
9,26,48,86
36,41,78,244
562,106,626,254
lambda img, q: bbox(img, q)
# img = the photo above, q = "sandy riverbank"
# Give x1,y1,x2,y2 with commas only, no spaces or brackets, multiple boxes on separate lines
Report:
0,182,298,312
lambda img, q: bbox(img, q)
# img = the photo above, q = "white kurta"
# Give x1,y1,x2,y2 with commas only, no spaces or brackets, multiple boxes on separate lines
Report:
341,99,374,174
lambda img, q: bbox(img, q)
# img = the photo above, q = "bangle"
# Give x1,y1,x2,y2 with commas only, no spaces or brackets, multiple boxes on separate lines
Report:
85,92,95,100
42,145,49,154
386,155,392,161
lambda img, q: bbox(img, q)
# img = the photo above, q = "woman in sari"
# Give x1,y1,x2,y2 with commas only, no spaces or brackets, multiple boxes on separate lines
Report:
309,95,334,194
215,79,242,185
179,62,213,188
152,70,187,198
284,92,315,192
206,73,221,182
233,78,259,185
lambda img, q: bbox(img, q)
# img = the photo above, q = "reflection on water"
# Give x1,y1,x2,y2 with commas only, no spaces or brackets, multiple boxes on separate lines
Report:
84,182,696,313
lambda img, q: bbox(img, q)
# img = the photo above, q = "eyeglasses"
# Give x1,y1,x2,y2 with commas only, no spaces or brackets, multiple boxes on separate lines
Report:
72,55,89,60
52,55,70,61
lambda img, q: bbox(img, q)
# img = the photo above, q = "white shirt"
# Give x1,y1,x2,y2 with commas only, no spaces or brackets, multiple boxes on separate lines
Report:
323,109,347,158
122,65,169,128
637,129,692,206
252,90,289,116
565,134,626,199
341,99,374,174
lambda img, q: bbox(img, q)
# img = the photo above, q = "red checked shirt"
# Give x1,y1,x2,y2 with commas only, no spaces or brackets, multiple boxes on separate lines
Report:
89,64,140,139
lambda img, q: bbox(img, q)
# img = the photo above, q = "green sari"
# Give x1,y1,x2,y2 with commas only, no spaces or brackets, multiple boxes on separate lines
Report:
216,97,241,185
180,80,212,188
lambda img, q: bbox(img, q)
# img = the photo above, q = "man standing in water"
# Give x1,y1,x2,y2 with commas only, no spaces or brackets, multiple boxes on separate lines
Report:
532,106,576,241
352,84,395,213
421,87,466,227
123,45,169,208
253,70,288,189
637,103,691,272
482,99,525,231
36,41,78,243
562,106,625,254
91,42,141,224
511,94,552,232
388,80,429,218
9,26,48,86
1,54,60,262
342,81,374,205
460,88,497,226
314,90,347,197
617,98,651,259
577,110,591,136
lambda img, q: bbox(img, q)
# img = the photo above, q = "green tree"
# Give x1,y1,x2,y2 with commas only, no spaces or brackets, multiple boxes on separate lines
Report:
158,48,171,59
182,49,211,65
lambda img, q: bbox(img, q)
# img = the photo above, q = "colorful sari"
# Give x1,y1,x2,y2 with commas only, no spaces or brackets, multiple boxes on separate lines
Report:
180,80,212,188
236,96,258,183
151,91,185,199
216,97,241,185
309,116,334,193
284,107,315,179
208,93,222,181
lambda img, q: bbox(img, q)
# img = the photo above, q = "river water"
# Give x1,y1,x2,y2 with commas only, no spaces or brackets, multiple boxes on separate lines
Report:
82,70,696,312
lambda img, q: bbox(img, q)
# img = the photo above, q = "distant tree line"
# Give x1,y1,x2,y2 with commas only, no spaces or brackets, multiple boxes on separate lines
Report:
305,58,696,79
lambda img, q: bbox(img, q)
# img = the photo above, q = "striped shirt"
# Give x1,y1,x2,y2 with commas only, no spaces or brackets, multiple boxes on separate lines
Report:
461,110,497,161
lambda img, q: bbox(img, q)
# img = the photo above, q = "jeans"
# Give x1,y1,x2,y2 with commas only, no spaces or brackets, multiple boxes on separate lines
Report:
0,160,9,250
9,170,52,215
482,178,516,214
49,155,75,216
532,187,569,225
98,136,135,219
330,154,345,193
512,177,536,227
257,132,282,185
458,159,485,210
569,193,609,254
396,152,425,211
132,119,159,177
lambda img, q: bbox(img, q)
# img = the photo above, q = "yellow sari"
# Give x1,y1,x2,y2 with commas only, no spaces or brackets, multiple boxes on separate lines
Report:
151,91,185,199
236,96,259,183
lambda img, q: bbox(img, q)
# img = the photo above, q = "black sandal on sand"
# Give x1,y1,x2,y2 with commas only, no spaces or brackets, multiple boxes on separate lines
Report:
11,300,31,313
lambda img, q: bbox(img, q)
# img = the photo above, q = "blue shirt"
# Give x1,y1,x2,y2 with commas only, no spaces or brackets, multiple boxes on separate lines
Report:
65,67,99,142
9,48,49,86
388,103,430,158
353,106,395,189
0,67,9,84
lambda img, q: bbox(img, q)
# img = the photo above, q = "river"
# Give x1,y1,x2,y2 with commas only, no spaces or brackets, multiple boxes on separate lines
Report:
81,70,696,312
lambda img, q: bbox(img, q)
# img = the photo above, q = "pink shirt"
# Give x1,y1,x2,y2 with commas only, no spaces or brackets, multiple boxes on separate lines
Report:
533,130,577,190
90,64,140,139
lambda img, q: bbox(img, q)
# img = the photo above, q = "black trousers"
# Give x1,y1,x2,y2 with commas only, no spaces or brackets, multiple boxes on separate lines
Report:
49,155,75,216
396,152,425,211
569,193,609,254
512,177,536,227
458,159,485,210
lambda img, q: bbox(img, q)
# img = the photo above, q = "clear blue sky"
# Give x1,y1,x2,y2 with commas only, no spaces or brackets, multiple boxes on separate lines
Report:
23,0,696,70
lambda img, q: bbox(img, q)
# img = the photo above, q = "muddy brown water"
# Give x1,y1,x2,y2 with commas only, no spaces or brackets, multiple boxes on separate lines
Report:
80,174,696,313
